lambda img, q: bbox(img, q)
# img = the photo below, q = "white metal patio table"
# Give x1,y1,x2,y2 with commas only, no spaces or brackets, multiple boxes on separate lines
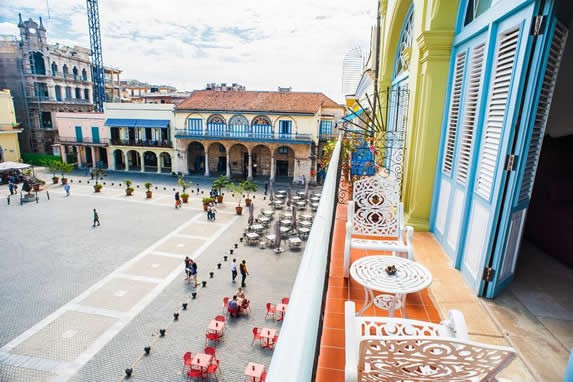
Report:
349,255,432,318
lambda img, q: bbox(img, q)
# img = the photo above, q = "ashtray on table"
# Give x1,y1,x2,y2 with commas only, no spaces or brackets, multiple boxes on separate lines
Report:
385,265,397,275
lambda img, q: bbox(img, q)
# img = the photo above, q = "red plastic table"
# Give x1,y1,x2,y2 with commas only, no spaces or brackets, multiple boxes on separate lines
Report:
244,362,265,381
259,328,277,349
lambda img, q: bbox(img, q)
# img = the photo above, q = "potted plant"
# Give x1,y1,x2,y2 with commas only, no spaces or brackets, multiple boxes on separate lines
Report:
226,182,245,215
59,162,73,184
178,176,190,203
202,196,214,211
211,175,229,203
125,179,134,196
92,168,105,192
43,159,61,184
240,180,257,207
144,182,153,198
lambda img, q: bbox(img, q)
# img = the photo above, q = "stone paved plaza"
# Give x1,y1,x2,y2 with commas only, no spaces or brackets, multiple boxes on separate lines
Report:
0,170,314,381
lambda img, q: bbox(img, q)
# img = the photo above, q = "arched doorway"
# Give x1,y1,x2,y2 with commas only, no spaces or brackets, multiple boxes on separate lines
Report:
274,146,295,178
143,151,157,172
207,143,227,175
159,152,172,173
114,149,125,170
187,141,205,174
127,150,141,171
252,145,271,177
229,143,249,178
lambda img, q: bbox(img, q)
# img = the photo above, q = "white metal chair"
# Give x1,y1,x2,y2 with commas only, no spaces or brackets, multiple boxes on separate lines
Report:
344,173,414,278
344,301,515,382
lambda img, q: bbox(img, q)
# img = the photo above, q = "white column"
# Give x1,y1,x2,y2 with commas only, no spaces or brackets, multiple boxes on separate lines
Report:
124,151,129,171
247,152,253,180
157,153,162,173
60,145,67,163
140,152,144,172
91,149,97,168
226,151,231,178
204,150,210,177
270,155,275,180
77,147,83,168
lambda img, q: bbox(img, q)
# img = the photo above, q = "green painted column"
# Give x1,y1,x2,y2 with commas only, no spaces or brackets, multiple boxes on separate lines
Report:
402,0,458,231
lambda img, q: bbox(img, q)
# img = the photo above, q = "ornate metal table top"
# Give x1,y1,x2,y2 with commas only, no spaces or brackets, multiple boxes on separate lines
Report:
350,256,432,295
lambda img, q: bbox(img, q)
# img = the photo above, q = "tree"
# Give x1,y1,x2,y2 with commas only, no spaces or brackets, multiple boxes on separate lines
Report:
59,162,73,179
178,175,189,196
240,180,257,200
212,175,230,194
226,182,245,206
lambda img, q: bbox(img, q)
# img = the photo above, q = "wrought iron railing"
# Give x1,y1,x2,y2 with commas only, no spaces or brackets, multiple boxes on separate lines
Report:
174,129,313,143
266,135,342,381
109,138,172,148
57,136,109,145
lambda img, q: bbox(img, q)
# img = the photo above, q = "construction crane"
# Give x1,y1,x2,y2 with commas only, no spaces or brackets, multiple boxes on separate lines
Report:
86,0,105,112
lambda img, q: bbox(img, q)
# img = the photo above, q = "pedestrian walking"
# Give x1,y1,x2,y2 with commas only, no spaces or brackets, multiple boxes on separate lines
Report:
184,256,191,281
239,259,249,287
64,183,70,197
189,259,198,287
231,258,238,282
175,191,181,209
210,204,217,221
8,181,14,195
264,182,268,196
93,208,100,227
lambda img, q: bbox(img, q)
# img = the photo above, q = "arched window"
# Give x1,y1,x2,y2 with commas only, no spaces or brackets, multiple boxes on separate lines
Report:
394,7,414,77
251,115,272,136
82,68,88,81
72,66,79,80
51,62,58,76
29,52,46,75
206,114,226,134
464,0,493,26
55,85,62,101
62,64,69,78
229,115,249,137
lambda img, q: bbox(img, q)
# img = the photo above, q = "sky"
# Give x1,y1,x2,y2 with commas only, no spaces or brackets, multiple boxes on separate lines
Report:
0,0,377,102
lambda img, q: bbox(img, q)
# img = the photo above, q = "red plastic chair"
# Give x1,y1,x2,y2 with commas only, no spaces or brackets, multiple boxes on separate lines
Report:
204,346,216,359
281,297,290,304
222,297,229,314
269,334,280,350
205,331,221,347
215,315,226,323
182,351,194,373
206,359,221,381
187,368,203,380
265,303,276,320
227,305,240,318
260,371,268,381
251,327,262,346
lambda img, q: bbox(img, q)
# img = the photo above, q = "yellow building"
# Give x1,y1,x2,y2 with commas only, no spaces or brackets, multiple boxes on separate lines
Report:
374,0,458,230
0,89,22,162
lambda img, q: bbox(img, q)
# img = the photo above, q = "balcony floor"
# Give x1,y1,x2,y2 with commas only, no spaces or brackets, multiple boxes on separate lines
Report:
316,199,570,381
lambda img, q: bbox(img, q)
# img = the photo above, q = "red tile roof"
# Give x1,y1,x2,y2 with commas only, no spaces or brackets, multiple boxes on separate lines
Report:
176,90,343,114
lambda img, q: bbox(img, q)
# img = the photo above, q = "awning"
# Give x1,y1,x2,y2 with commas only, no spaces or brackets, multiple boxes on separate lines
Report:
0,161,31,171
104,118,170,129
342,108,365,122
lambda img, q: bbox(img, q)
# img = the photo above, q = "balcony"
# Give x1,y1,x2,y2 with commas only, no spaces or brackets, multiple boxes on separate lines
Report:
64,98,91,104
26,96,91,105
174,129,313,144
110,138,172,148
57,136,109,145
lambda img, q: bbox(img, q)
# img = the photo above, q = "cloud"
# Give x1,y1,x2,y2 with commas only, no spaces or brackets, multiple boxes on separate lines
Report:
0,0,377,102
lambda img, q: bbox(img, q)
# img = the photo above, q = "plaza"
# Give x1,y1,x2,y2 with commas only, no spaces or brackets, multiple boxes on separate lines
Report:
0,169,309,381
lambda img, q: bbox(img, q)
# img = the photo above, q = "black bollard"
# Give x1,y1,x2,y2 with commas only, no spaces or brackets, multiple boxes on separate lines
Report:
217,263,221,269
234,243,238,249
192,292,197,299
125,368,133,377
202,281,207,287
209,272,214,278
144,346,151,355
159,329,166,337
173,312,179,320
182,302,188,310
223,255,228,261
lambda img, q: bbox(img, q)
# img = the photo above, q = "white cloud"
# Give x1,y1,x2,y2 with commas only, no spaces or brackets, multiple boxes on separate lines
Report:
1,0,377,102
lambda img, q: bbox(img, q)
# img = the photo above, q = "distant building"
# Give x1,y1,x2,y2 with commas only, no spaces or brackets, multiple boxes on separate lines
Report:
120,80,177,102
54,112,107,168
0,89,22,162
174,89,344,181
138,91,191,105
205,83,245,91
104,67,122,103
0,15,97,153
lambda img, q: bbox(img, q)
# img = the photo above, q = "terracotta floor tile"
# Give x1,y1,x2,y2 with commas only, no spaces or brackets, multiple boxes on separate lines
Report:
321,328,345,348
404,304,430,321
325,298,346,315
315,367,345,382
326,286,347,300
323,312,345,330
317,346,345,369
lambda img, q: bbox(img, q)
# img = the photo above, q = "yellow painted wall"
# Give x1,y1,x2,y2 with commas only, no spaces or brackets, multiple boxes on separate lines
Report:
0,89,22,162
376,0,458,230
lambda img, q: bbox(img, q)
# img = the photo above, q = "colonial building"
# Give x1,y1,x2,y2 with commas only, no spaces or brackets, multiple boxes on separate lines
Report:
0,15,95,153
105,103,175,174
120,80,176,103
173,89,344,181
54,112,108,168
104,67,122,103
0,89,22,162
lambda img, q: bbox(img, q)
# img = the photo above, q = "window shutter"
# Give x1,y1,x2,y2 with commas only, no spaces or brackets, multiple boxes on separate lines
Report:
518,22,568,202
456,43,485,184
476,27,520,200
442,51,466,175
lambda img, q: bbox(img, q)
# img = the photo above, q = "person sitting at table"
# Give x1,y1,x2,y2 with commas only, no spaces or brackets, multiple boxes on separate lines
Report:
236,287,250,310
228,295,240,318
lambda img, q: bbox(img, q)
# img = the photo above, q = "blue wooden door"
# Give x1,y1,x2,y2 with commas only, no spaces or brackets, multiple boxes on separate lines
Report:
92,126,100,144
75,126,83,143
485,12,567,297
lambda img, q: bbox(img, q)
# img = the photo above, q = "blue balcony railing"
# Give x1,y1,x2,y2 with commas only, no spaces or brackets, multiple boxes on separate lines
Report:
267,135,342,381
174,129,313,144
